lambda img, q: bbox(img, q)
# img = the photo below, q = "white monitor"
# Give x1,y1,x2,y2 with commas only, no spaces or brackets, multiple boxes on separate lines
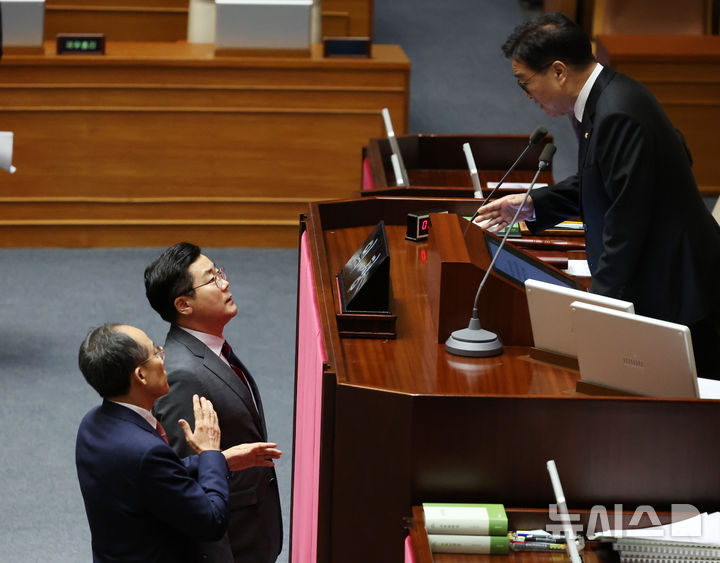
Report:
525,278,634,358
1,0,45,48
571,301,699,399
215,0,312,50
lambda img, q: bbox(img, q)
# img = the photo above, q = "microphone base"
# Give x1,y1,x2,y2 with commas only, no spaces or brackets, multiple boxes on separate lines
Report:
445,327,504,358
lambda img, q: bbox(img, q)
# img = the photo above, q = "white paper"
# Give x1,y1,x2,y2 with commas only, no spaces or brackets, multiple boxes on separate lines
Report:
698,377,720,400
565,259,590,277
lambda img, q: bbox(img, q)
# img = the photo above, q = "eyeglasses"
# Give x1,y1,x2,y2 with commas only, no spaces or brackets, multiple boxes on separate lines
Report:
517,63,552,93
191,266,227,290
139,344,165,365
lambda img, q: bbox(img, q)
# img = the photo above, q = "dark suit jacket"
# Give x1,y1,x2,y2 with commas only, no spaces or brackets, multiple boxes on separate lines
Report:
152,325,282,563
530,66,720,326
75,400,230,563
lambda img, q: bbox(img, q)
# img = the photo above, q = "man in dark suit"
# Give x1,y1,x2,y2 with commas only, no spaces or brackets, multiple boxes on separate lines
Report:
75,323,281,563
145,243,283,562
475,12,720,379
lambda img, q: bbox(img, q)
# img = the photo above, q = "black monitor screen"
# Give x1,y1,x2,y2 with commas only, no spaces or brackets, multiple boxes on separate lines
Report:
483,232,582,290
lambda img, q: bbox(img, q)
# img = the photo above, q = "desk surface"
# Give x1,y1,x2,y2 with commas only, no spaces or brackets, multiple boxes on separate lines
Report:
2,40,409,68
325,223,580,395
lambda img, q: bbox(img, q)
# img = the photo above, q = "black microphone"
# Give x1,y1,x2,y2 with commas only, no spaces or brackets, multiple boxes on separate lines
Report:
478,125,548,207
464,126,548,232
480,125,547,207
446,143,556,357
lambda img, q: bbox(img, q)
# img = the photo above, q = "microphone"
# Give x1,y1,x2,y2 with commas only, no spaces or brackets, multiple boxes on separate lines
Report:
463,142,483,198
445,142,556,357
463,126,547,231
477,125,548,209
381,108,410,186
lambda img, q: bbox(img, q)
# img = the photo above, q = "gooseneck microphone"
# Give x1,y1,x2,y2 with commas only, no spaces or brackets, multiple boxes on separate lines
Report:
445,142,556,357
463,126,548,233
478,125,548,208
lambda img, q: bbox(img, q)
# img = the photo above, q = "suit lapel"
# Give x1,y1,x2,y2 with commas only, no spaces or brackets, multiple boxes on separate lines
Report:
168,325,266,437
577,66,616,215
578,67,615,168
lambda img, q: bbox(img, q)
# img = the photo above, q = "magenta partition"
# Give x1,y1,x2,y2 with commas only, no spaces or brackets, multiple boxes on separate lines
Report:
404,536,415,563
362,156,375,191
291,230,327,563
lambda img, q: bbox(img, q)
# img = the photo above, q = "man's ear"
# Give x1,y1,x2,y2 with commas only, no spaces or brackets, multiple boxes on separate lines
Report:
551,60,568,83
174,295,192,317
133,366,147,386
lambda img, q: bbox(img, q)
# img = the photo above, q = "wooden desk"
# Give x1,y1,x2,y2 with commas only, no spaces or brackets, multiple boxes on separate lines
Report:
292,196,720,563
44,0,189,42
0,41,408,247
44,0,374,42
323,0,374,37
361,135,555,197
596,34,720,195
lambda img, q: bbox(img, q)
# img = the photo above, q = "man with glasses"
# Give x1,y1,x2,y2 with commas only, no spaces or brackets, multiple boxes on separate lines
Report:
76,323,281,562
475,12,720,379
144,243,283,562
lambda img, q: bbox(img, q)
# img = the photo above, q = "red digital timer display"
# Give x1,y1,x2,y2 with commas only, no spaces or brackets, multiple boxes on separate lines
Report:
406,209,447,242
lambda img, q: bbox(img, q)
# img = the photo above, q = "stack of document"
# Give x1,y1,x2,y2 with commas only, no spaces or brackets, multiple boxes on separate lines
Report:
422,503,510,555
592,512,720,561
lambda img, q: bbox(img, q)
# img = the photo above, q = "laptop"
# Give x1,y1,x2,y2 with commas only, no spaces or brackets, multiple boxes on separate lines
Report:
525,279,634,358
570,301,699,399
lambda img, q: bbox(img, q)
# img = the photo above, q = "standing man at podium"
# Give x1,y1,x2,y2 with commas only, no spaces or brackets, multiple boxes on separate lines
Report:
145,243,283,562
475,12,720,379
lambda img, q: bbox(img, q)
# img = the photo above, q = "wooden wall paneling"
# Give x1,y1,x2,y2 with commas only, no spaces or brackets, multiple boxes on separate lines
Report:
0,223,298,248
322,0,373,37
543,0,578,19
322,13,350,38
45,0,188,6
596,35,720,195
0,42,410,246
45,1,373,43
592,0,712,37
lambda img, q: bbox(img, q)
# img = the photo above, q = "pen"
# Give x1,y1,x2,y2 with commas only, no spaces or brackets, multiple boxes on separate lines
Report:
514,532,566,543
510,541,566,552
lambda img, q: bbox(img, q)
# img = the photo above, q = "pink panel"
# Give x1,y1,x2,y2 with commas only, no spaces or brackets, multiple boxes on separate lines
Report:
362,156,375,191
404,535,415,563
291,230,327,563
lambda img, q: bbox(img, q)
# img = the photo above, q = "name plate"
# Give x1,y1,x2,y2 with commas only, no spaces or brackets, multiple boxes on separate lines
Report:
57,34,106,55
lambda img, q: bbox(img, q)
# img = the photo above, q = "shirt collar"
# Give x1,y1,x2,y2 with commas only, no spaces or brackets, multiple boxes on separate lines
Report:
574,62,603,122
178,325,226,361
110,401,158,429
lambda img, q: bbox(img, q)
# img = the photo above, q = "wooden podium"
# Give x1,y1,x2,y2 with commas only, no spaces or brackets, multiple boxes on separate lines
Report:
361,134,555,197
292,196,720,563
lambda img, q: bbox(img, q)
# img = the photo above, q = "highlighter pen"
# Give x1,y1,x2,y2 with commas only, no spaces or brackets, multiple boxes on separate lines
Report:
511,541,566,552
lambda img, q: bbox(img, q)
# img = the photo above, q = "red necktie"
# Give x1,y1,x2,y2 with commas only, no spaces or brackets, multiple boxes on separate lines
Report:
221,341,251,390
221,341,258,413
156,421,169,444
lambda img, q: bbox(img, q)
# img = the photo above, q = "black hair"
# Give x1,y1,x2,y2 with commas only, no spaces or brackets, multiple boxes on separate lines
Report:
78,324,147,398
501,12,595,71
144,242,201,323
